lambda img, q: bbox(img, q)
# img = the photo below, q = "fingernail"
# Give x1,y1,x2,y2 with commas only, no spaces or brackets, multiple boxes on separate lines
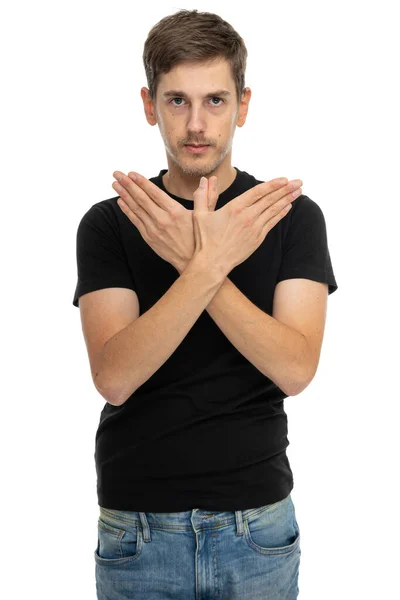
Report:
200,177,206,188
113,172,122,181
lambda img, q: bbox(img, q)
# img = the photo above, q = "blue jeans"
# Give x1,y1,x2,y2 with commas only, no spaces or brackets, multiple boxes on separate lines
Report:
95,493,301,599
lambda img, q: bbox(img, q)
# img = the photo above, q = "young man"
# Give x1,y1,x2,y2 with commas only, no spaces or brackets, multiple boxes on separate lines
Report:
73,9,338,600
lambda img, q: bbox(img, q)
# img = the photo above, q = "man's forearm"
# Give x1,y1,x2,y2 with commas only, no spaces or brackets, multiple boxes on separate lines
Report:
98,255,226,406
203,277,312,396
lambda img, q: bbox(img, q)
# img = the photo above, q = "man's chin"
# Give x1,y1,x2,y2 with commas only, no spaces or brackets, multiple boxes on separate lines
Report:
182,154,223,175
173,158,211,178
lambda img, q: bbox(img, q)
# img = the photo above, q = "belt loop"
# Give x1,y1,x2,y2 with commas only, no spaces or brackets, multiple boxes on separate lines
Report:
139,512,151,542
235,510,244,536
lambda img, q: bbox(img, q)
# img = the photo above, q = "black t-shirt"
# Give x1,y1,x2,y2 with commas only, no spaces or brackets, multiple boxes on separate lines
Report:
73,166,338,512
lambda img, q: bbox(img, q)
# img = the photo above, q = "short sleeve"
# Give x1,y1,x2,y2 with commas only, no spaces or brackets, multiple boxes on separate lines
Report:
276,195,338,295
72,202,137,307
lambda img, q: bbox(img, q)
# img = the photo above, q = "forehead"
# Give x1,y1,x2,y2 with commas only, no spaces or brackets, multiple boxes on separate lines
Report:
158,58,235,96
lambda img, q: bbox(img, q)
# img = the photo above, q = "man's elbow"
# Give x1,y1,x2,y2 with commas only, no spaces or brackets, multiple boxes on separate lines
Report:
94,375,122,407
285,376,313,397
283,360,317,397
96,379,137,407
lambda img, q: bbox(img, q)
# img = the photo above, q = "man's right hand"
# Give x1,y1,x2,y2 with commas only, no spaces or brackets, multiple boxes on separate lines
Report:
192,176,303,275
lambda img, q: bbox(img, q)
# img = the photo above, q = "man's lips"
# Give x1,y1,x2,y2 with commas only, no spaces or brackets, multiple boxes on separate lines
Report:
184,144,211,155
184,143,211,154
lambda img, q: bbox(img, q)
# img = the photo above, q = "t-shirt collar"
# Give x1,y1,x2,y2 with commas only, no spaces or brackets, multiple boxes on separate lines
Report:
151,167,244,208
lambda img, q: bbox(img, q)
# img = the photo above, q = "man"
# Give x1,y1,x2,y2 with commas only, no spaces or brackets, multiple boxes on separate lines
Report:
73,9,338,600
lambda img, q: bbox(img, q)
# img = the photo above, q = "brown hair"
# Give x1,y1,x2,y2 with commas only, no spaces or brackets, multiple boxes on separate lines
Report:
142,9,248,106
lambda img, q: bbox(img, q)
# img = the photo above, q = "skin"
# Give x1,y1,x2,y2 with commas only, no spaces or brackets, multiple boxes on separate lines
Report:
140,57,252,202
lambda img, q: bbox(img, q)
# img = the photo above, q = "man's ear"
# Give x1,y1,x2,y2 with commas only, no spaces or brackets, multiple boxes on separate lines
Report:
141,87,158,126
237,87,251,128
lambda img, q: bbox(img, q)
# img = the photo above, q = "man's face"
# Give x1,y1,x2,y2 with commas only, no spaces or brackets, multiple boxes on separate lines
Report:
142,58,249,178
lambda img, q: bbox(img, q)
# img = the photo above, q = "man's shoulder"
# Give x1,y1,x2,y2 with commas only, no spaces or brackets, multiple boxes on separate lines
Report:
87,195,120,213
78,196,120,226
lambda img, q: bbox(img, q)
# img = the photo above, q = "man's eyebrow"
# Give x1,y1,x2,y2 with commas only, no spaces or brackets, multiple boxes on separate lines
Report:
162,89,232,99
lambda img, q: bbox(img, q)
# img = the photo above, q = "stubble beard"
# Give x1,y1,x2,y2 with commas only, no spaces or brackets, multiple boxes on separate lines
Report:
165,139,232,178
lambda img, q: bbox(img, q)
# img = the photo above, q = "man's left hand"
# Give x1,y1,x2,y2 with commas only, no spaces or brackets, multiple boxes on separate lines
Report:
112,170,218,274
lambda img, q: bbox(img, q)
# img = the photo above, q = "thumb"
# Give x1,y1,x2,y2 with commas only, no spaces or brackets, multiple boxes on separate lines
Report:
193,176,209,211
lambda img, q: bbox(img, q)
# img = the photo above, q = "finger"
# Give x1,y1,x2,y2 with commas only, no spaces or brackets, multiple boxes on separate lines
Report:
113,172,165,224
247,179,303,223
238,178,288,208
193,176,209,212
257,187,301,231
264,179,303,208
239,177,302,209
260,202,293,239
127,171,179,213
268,183,302,215
207,176,219,211
117,195,149,240
112,177,154,234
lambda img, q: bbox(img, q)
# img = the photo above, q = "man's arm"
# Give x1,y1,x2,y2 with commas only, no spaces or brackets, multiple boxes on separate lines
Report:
201,276,328,397
108,171,329,399
97,254,225,406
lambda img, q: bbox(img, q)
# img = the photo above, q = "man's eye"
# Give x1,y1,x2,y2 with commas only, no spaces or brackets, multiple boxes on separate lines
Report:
169,97,224,106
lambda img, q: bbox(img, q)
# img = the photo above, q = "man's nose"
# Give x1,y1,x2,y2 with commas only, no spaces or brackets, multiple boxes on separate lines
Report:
186,107,206,132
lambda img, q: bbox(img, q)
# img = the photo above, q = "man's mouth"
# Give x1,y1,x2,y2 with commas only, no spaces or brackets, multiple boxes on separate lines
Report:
184,143,211,154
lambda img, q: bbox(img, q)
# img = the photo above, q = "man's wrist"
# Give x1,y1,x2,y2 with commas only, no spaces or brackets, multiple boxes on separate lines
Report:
185,252,230,283
175,260,189,276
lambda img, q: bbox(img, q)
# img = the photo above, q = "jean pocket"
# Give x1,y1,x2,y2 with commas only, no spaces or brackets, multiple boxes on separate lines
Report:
243,495,300,556
94,514,143,566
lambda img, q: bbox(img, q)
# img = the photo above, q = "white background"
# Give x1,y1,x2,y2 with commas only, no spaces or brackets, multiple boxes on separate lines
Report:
1,1,399,598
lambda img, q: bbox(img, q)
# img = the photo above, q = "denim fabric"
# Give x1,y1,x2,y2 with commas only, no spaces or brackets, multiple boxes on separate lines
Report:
95,493,301,599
